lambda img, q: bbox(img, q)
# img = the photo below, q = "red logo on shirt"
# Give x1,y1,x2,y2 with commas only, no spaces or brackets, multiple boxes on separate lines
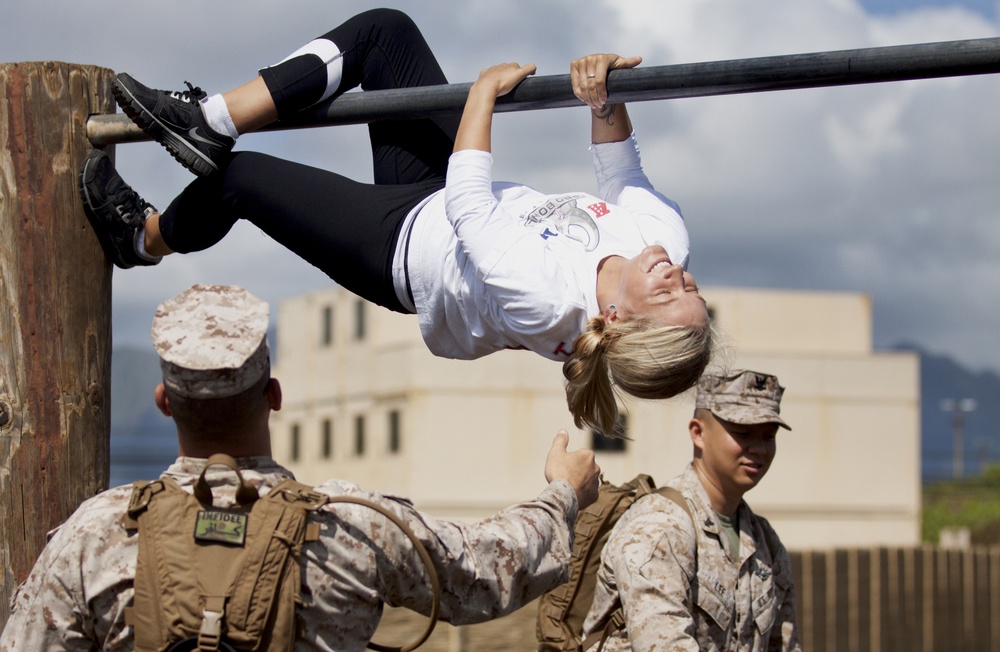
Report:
588,202,610,218
553,341,573,357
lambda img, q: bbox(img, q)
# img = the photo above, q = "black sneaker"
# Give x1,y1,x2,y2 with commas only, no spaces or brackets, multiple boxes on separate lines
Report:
78,150,162,269
113,72,235,176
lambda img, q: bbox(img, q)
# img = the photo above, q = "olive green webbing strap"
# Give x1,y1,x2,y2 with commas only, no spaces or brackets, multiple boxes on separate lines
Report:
584,486,694,652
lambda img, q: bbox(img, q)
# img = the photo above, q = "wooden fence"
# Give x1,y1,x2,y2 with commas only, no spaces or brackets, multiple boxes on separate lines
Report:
792,546,1000,651
372,545,1000,651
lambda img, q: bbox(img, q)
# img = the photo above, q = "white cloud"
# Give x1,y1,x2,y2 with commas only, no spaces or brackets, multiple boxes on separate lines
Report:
824,97,909,175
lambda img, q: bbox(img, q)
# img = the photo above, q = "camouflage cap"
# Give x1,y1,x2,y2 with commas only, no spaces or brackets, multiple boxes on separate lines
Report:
151,284,270,399
695,369,791,430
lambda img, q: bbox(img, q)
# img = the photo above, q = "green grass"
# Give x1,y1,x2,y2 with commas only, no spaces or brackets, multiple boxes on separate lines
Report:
922,464,1000,544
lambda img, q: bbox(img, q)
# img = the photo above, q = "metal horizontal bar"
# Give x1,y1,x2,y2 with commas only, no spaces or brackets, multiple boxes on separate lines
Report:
88,37,1000,146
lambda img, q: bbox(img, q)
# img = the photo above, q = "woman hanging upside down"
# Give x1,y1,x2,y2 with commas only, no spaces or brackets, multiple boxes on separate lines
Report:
79,8,713,436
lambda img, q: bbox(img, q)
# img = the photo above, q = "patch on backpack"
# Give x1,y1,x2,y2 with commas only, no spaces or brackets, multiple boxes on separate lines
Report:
194,510,248,546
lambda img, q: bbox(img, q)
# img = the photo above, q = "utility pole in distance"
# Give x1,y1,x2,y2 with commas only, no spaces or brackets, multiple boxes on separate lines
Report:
940,398,977,480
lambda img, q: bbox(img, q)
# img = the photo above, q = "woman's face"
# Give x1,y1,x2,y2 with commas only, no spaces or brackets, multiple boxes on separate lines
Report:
611,245,708,328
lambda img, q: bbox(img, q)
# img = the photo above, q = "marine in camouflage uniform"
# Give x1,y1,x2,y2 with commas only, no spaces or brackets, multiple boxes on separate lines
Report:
0,284,600,651
582,370,801,651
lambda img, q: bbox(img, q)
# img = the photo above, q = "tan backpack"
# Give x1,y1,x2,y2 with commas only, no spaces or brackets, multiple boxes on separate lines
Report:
535,474,693,652
124,454,440,652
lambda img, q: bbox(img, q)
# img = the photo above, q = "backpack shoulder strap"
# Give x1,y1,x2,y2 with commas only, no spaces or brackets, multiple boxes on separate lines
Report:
123,477,184,529
265,478,331,543
653,485,699,567
582,485,697,652
220,477,328,650
653,486,694,526
536,474,663,652
537,478,645,651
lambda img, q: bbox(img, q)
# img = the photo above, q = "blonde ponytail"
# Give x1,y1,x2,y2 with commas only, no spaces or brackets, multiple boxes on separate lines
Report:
562,316,621,437
563,316,713,436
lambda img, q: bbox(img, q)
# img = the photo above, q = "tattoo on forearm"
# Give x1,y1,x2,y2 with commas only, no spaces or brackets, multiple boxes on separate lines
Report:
594,104,616,126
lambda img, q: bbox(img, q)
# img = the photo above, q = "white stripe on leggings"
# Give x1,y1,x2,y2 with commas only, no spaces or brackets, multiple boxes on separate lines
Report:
270,38,344,104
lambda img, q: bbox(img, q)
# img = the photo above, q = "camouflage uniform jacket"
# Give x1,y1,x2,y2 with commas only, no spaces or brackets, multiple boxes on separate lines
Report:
1,456,578,651
582,464,800,651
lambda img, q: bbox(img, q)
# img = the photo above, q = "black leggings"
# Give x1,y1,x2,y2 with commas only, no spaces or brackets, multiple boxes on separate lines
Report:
158,9,458,312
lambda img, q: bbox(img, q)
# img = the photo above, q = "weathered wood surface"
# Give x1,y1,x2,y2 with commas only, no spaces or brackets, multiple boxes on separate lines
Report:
0,61,114,627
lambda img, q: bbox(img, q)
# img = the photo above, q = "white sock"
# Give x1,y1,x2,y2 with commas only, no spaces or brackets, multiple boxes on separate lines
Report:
133,227,161,263
201,94,240,139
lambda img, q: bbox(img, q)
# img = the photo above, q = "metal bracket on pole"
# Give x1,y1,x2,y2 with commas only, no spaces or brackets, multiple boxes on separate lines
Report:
88,37,1000,146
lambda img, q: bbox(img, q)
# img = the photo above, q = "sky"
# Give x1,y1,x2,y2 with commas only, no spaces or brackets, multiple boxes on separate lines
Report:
4,0,999,374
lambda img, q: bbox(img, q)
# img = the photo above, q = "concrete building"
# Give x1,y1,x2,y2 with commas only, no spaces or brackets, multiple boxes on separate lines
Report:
271,285,920,549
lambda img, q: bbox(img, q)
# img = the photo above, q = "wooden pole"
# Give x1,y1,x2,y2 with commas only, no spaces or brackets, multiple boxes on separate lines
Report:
0,61,114,627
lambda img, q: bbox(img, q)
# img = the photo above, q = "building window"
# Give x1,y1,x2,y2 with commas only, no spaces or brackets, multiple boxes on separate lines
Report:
321,419,333,459
354,300,366,340
591,415,628,452
354,415,366,456
290,423,301,461
388,410,401,453
321,305,333,346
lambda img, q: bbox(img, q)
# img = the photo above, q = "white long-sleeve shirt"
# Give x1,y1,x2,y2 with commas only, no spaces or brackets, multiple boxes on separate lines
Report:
393,132,689,361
